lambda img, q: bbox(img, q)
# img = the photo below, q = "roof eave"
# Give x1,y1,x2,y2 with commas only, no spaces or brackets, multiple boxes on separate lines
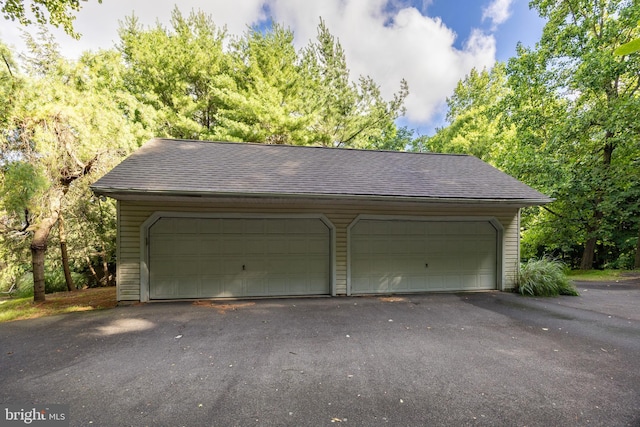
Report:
91,186,554,207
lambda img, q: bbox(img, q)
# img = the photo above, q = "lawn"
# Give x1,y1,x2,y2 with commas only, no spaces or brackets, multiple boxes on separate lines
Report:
0,287,117,323
567,269,640,282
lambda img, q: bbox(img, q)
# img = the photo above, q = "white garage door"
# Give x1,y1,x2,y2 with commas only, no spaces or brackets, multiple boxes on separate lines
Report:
351,219,497,294
149,217,330,299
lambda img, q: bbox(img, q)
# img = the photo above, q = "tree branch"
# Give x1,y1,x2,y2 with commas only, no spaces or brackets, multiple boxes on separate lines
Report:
1,53,14,77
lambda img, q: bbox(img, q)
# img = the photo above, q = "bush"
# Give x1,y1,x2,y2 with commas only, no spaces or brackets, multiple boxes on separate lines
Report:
517,258,579,297
44,269,85,293
9,270,85,298
15,272,34,298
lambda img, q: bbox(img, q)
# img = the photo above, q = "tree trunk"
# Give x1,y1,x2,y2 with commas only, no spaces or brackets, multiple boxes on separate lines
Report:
31,192,62,302
580,236,597,270
635,222,640,270
30,216,59,302
86,255,100,285
59,214,75,292
100,244,110,286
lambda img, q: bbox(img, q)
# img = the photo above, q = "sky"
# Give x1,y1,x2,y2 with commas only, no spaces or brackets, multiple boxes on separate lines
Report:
0,0,546,136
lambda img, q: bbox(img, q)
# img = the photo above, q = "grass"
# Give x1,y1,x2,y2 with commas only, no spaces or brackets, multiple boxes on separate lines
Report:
0,287,117,323
518,258,579,297
567,269,640,282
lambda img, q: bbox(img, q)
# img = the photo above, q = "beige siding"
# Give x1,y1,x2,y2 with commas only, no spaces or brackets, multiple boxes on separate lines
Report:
117,199,520,301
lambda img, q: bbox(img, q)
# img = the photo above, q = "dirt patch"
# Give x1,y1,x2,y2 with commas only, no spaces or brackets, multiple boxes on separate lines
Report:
0,287,117,322
192,300,256,314
41,287,118,310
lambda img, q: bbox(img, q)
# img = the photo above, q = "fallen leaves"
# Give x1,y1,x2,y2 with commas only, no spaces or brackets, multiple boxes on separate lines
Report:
192,301,256,314
378,296,407,303
0,287,117,323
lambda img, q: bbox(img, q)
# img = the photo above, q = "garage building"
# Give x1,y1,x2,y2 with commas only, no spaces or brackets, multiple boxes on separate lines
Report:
90,138,551,302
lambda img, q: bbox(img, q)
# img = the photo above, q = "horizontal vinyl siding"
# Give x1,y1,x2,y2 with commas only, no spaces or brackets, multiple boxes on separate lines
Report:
117,199,520,301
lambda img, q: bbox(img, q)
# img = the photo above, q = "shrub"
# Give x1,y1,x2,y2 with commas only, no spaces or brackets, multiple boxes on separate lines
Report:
44,270,85,293
15,272,34,298
517,258,579,297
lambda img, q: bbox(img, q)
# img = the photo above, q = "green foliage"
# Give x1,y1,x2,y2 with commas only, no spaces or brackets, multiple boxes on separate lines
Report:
421,63,515,162
430,0,640,270
567,269,637,281
44,267,83,293
119,8,228,139
517,258,579,297
615,38,640,55
0,162,47,217
299,18,408,148
14,272,34,297
118,12,408,147
7,268,82,296
214,23,309,144
0,30,155,300
1,0,102,38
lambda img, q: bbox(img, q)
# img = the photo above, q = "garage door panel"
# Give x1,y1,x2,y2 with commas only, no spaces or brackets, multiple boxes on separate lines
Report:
352,276,386,293
406,275,428,290
222,277,244,296
176,279,200,298
200,277,223,294
245,238,267,255
149,217,330,299
151,218,175,234
307,277,329,293
351,219,496,294
307,238,329,254
150,278,176,298
221,238,245,255
198,219,221,234
289,219,326,234
169,258,200,276
219,219,244,234
287,238,309,254
200,238,222,255
171,218,199,234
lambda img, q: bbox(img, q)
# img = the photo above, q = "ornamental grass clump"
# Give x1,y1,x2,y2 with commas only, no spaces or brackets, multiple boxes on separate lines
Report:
517,258,579,297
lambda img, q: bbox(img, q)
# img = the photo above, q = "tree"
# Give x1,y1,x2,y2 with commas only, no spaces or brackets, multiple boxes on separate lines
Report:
0,35,153,301
213,24,310,144
1,0,101,37
521,0,640,269
421,63,516,163
119,8,230,140
300,18,408,148
118,12,408,148
421,1,640,269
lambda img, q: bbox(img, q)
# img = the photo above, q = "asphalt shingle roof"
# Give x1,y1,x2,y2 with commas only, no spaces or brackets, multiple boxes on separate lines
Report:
91,138,552,204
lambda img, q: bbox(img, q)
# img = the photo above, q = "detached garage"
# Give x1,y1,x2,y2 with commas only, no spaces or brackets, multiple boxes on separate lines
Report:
91,138,551,302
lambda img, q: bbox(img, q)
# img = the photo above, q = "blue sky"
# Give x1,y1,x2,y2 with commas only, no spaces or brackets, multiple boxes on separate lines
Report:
427,0,544,61
0,0,546,136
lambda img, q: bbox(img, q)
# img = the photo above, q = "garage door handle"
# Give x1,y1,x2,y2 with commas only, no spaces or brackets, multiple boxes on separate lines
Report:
425,263,428,268
242,264,246,271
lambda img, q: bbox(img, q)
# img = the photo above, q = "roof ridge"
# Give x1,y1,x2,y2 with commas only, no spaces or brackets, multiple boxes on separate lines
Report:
151,137,472,157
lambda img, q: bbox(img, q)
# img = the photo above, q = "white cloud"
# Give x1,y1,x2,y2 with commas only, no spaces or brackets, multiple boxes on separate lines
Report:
482,0,513,27
0,0,500,129
268,0,496,123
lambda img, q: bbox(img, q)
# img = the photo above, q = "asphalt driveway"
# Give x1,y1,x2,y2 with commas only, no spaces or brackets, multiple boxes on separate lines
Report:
1,279,639,427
